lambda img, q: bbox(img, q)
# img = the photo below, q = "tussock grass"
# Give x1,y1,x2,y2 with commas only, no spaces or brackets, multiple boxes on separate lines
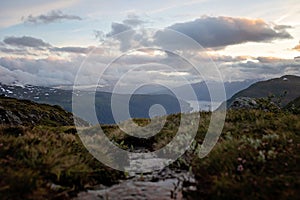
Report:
0,126,124,200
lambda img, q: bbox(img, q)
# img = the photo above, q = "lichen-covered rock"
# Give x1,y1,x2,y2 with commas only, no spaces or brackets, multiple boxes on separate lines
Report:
229,97,258,109
229,97,280,112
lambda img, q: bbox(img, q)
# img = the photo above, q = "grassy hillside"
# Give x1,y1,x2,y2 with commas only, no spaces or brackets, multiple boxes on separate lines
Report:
0,97,299,199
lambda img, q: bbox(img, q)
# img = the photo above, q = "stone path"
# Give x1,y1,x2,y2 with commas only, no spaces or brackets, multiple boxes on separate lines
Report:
74,150,196,200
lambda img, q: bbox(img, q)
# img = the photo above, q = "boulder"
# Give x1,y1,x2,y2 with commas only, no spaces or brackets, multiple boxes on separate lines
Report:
229,97,258,109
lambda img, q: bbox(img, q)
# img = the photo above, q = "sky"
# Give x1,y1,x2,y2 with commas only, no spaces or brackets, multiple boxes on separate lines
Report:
0,0,300,87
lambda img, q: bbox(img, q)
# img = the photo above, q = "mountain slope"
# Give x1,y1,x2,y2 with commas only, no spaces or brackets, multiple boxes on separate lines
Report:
0,96,88,126
221,75,300,108
285,96,300,114
285,96,300,108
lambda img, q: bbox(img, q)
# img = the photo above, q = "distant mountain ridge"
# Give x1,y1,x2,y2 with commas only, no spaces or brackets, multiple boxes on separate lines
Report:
1,75,298,124
150,79,259,101
52,79,259,99
0,83,192,124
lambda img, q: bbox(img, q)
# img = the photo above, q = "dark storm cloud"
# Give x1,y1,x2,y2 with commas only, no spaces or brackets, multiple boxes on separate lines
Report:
3,36,50,48
23,10,82,24
155,16,293,48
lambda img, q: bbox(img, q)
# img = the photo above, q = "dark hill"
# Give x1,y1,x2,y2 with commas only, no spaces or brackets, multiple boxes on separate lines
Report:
220,75,300,109
0,96,88,126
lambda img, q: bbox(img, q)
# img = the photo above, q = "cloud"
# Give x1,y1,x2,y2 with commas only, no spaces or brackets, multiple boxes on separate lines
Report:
105,23,138,52
0,52,299,88
101,16,293,52
0,47,38,56
155,16,293,49
237,60,299,75
293,41,300,51
256,56,289,63
1,35,98,55
3,36,50,48
100,14,147,39
23,10,82,24
1,14,298,87
122,14,147,27
0,57,80,86
106,22,132,37
93,14,148,51
51,46,92,54
221,58,300,81
94,30,105,41
0,65,37,85
274,24,293,30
